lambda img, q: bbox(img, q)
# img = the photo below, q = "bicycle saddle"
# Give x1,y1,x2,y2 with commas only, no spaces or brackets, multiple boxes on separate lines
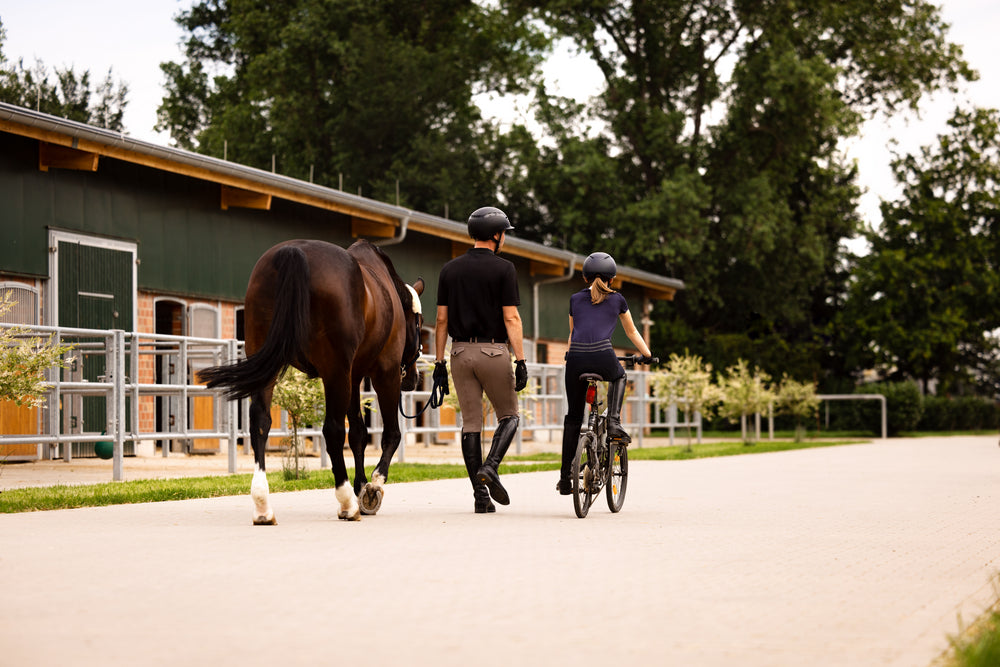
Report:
578,373,604,383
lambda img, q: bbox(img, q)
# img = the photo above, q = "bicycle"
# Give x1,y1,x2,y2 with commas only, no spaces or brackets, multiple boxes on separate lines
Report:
571,354,658,518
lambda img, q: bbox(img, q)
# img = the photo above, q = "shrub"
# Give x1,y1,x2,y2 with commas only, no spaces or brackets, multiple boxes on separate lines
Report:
851,381,922,436
919,395,1000,431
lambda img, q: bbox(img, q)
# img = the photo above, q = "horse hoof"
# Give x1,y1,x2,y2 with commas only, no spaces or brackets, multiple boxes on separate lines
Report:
359,483,384,515
338,508,361,521
252,514,277,525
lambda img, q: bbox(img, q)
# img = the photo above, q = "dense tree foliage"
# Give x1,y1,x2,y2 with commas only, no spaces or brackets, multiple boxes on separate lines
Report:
842,108,1000,395
0,19,128,130
503,0,974,384
156,0,548,217
146,2,984,391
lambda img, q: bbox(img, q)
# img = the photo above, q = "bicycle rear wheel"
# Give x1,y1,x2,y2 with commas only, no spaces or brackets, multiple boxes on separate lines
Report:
572,432,596,518
606,442,628,512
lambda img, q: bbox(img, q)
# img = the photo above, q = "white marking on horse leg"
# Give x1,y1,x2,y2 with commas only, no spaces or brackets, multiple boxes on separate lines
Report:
336,481,360,521
251,466,276,525
371,471,385,488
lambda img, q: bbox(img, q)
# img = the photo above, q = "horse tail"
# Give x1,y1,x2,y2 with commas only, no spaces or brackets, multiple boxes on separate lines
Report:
200,246,312,400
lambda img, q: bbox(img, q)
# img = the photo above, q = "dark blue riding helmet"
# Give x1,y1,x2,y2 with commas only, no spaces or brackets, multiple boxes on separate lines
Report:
583,252,617,283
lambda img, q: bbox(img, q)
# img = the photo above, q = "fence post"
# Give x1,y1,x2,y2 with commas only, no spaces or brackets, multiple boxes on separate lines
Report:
109,330,126,482
226,339,239,474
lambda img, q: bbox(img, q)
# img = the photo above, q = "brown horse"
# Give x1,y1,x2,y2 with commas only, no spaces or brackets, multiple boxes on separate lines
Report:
200,239,424,523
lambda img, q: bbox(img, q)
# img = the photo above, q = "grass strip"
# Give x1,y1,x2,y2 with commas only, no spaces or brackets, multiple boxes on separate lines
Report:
1,439,860,514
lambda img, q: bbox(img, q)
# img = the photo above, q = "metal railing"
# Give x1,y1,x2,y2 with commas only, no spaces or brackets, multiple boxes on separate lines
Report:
1,325,687,481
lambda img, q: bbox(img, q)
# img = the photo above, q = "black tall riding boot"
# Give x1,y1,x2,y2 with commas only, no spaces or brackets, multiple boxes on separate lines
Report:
461,432,494,514
606,377,631,443
476,416,518,505
558,416,582,495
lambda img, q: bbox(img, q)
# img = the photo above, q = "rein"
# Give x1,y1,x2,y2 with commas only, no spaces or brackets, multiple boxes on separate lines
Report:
398,378,446,419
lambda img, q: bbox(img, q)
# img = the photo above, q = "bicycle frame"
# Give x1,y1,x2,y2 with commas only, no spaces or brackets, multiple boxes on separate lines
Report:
570,354,657,518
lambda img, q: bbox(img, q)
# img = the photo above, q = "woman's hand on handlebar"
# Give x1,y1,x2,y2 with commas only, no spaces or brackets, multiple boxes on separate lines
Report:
618,354,659,368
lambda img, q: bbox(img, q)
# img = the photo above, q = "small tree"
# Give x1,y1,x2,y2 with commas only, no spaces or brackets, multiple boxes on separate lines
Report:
650,352,722,451
1,293,74,407
272,368,325,480
775,375,820,443
718,359,773,446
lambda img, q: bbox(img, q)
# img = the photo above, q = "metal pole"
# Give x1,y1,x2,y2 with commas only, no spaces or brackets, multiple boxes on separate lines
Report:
227,339,238,474
112,330,126,481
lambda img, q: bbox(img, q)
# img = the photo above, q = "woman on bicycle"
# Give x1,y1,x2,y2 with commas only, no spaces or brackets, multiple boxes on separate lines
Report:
557,252,654,495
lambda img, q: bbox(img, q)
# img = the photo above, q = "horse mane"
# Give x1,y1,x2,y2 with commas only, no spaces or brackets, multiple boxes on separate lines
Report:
348,239,412,314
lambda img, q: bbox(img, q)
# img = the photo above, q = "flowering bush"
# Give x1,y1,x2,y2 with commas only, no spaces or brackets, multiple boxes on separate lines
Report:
1,293,74,407
650,352,723,450
718,360,773,445
775,375,819,442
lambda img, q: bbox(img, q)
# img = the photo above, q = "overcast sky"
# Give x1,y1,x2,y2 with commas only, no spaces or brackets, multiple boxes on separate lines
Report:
3,0,999,228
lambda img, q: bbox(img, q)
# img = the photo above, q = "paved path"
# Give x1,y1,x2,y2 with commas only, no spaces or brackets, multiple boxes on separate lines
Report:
3,436,1000,666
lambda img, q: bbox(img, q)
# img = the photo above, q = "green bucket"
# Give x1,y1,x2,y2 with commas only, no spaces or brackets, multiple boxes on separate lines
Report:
94,440,114,460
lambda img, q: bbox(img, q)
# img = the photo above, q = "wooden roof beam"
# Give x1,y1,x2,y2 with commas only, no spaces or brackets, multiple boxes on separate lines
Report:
529,259,570,277
351,216,397,238
644,287,676,301
221,185,271,211
38,141,98,172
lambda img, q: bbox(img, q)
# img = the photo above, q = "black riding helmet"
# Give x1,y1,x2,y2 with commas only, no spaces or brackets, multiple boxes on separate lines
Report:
467,206,514,247
583,252,617,283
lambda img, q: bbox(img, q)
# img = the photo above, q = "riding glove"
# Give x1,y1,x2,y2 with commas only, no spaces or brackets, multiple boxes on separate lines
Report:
514,359,528,392
433,361,449,394
637,355,656,365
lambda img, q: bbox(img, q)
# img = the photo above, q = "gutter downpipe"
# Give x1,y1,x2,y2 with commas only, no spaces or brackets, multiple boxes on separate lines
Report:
532,254,577,361
375,212,411,247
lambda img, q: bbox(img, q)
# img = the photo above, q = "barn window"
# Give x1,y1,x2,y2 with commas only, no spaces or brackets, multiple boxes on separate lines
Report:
0,283,40,325
189,304,220,339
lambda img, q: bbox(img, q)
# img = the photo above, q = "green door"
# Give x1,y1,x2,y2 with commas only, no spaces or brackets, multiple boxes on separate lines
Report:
57,239,135,444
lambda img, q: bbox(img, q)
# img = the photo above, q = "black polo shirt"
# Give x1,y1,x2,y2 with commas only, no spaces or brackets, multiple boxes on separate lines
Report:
437,248,520,342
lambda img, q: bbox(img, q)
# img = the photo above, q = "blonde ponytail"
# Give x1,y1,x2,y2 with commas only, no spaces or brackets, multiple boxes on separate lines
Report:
589,276,615,304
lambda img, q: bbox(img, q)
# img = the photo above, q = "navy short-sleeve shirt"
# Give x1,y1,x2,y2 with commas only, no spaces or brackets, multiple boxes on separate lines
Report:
569,289,628,344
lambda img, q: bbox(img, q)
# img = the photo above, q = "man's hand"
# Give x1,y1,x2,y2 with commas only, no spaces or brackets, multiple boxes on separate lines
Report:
433,361,449,394
514,359,528,392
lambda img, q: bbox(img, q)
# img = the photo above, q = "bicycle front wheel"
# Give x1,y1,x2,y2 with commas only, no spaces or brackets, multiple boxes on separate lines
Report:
606,441,628,512
572,432,597,518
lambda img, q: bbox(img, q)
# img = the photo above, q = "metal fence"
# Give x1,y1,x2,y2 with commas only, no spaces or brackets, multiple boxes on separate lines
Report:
1,325,688,481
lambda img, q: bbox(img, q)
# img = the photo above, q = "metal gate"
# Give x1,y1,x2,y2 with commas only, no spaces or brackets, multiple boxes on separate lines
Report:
51,232,137,456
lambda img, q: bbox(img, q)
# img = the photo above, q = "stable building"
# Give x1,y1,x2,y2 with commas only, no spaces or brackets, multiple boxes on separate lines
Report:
0,102,683,454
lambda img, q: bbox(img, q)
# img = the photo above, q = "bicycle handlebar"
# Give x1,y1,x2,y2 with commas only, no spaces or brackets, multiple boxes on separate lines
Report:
617,354,659,369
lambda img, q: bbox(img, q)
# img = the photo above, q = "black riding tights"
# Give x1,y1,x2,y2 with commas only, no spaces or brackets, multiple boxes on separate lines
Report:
563,348,625,423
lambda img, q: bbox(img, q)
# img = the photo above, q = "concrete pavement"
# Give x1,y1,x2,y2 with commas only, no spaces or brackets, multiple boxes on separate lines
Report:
2,435,1000,666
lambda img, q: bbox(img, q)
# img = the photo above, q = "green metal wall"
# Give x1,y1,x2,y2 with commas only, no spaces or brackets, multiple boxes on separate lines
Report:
0,132,355,300
0,131,650,344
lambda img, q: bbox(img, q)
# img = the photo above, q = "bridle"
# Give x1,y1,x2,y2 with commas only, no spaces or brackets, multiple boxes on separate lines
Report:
399,312,423,379
398,283,439,419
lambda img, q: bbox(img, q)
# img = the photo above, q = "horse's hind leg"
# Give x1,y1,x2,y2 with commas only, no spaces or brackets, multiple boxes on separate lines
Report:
347,382,369,496
249,387,276,525
323,383,359,521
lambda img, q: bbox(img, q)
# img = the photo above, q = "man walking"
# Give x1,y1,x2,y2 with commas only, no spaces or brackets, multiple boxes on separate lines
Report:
434,206,528,513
